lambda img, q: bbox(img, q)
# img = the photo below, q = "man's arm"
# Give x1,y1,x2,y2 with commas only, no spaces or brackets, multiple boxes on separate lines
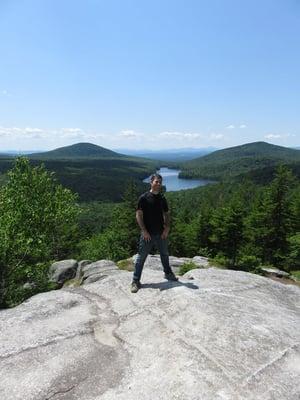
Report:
161,211,170,239
136,210,151,241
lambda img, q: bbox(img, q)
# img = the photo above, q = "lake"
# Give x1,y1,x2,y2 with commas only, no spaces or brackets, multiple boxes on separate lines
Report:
143,167,213,192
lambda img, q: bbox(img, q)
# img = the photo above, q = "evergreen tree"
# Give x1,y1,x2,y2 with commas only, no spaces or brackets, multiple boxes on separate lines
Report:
245,165,295,267
209,202,244,265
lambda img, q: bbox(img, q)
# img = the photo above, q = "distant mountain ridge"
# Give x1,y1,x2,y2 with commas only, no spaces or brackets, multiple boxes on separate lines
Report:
180,141,300,180
117,147,217,162
29,142,125,159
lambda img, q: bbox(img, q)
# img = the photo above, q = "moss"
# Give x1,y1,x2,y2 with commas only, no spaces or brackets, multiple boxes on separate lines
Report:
63,278,83,287
117,259,134,271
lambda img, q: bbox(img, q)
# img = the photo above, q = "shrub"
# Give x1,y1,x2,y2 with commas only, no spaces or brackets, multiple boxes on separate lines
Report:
179,261,199,275
212,253,231,268
291,270,300,281
237,255,261,272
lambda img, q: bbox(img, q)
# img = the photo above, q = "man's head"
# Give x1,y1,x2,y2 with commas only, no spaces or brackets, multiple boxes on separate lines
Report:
150,173,163,194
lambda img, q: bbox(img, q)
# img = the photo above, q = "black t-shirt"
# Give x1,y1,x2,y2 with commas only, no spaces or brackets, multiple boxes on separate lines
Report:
137,191,169,234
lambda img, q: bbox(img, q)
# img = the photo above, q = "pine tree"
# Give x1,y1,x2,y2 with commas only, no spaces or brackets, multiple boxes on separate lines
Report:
209,202,244,265
246,165,295,267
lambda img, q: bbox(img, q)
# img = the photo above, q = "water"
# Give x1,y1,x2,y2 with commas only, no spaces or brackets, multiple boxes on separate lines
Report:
143,167,213,192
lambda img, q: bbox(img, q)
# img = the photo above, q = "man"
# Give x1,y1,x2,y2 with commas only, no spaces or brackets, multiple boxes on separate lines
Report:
131,173,178,293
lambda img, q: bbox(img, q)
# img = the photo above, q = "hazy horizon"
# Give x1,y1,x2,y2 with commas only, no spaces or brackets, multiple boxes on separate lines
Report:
1,141,299,156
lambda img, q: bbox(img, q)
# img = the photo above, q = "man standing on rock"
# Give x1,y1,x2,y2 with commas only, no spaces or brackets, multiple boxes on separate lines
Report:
131,173,178,293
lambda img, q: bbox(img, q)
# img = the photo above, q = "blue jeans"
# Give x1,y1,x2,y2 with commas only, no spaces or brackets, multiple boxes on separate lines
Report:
133,234,173,281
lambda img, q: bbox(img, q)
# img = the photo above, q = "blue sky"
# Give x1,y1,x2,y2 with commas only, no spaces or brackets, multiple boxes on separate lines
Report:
0,0,299,150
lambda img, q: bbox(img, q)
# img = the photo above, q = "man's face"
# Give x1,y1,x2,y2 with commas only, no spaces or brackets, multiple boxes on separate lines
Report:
151,178,162,193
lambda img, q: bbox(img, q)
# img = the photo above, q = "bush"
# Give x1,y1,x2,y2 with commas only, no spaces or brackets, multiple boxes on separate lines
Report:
78,230,131,262
178,261,199,276
291,270,300,281
212,253,231,268
237,255,261,272
198,247,211,257
4,262,59,308
286,234,300,270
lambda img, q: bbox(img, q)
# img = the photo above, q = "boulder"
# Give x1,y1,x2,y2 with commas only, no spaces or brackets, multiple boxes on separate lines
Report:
192,255,210,267
261,267,290,278
75,260,92,279
80,260,119,285
49,259,78,284
1,267,299,400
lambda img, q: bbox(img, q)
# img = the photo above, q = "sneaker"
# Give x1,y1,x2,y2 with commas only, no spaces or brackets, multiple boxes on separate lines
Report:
131,280,141,293
164,273,178,281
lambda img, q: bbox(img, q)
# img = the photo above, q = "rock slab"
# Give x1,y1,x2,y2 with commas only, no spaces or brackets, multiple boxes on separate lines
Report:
0,267,299,400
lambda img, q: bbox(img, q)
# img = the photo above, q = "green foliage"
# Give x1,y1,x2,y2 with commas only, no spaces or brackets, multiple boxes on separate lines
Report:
237,255,261,272
209,202,244,264
77,181,140,262
169,216,199,257
168,164,300,274
0,157,79,308
211,253,231,268
178,261,199,275
290,270,300,281
286,234,300,269
179,142,300,180
78,201,117,237
4,262,58,308
245,165,295,267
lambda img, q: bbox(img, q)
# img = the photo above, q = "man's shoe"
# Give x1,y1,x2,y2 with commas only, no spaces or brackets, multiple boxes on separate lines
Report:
164,273,178,281
131,280,141,293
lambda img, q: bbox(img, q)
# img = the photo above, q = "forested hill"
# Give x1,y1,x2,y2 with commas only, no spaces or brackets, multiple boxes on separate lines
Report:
0,143,159,202
179,141,300,180
29,142,125,159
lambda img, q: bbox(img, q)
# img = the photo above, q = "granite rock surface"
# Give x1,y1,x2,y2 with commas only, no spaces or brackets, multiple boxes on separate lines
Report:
0,266,299,400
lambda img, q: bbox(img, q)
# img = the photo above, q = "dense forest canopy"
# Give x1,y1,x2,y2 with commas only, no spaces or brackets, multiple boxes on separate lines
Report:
179,141,300,180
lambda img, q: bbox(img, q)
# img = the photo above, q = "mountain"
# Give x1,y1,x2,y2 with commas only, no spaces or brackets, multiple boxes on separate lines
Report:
0,143,159,202
29,142,125,159
116,147,217,162
180,141,300,180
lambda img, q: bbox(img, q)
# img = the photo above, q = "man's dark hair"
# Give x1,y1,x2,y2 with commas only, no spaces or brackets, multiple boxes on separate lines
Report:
150,173,163,182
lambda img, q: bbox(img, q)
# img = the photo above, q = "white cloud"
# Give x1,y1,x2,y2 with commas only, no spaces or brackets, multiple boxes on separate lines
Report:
61,128,82,133
0,126,98,140
210,133,224,140
183,133,202,139
159,131,202,139
226,124,247,129
24,127,43,133
264,133,295,140
160,131,183,137
60,128,86,139
265,134,282,139
0,126,45,138
118,129,140,138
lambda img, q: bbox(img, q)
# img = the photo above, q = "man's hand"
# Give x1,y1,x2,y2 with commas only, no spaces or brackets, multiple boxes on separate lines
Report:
161,227,169,240
142,229,151,242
